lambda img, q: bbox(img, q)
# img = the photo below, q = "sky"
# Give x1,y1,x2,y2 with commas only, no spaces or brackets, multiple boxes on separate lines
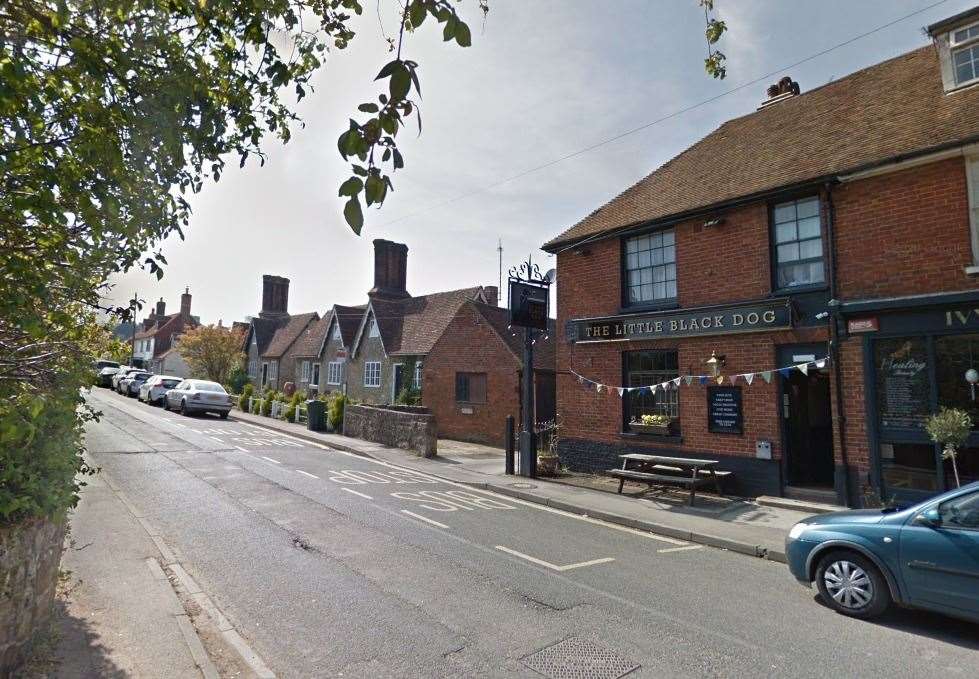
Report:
104,0,976,325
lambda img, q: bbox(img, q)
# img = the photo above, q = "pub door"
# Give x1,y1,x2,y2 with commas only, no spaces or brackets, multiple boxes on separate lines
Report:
779,346,835,489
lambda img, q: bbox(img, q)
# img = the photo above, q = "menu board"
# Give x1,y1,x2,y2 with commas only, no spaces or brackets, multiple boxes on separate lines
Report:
707,386,743,434
876,338,930,430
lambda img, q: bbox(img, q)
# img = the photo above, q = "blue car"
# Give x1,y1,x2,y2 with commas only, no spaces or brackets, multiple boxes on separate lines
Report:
786,481,979,622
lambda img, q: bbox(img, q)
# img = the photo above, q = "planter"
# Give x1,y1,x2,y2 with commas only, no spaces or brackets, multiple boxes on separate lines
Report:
536,454,560,477
629,422,675,436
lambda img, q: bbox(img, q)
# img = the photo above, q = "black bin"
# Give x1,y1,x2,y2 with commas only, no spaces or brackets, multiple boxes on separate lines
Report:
306,399,325,432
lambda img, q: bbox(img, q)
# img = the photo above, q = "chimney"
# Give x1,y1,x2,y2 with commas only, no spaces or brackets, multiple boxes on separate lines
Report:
260,275,290,319
180,287,192,317
155,297,166,318
759,76,800,109
483,286,499,307
142,316,156,331
368,240,410,300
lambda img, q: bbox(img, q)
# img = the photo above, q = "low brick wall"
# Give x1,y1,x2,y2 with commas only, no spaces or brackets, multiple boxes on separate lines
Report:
0,516,65,677
343,404,437,458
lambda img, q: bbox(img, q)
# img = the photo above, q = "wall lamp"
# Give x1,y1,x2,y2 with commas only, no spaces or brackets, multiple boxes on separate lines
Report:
704,351,726,378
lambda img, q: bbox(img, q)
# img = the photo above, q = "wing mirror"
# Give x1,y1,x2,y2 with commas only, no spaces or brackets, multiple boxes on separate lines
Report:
914,508,941,528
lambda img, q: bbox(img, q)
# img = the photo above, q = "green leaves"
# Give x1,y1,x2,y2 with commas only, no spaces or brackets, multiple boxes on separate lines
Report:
344,196,364,234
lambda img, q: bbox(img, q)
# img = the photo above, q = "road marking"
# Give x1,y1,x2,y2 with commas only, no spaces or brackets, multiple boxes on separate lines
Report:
192,429,203,434
400,510,449,529
208,436,224,444
657,545,704,554
494,545,615,572
342,488,373,500
296,469,318,479
260,456,280,464
234,446,249,453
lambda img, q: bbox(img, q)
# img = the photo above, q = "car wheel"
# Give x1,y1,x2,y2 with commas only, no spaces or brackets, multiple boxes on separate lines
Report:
219,411,229,420
815,550,891,619
180,400,189,416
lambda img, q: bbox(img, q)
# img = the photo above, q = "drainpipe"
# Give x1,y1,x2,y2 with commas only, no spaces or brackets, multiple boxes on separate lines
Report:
824,183,853,507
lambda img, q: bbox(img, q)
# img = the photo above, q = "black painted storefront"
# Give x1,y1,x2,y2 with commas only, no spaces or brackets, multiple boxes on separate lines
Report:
842,290,979,504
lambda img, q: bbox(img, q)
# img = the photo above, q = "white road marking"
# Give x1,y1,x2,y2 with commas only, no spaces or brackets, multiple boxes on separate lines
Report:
234,446,249,453
208,436,224,444
192,429,203,434
296,469,318,479
400,510,449,529
494,545,615,572
260,456,280,464
341,488,373,500
657,545,704,554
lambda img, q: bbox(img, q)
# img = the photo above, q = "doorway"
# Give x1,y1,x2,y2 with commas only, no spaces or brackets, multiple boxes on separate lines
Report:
392,364,404,402
779,345,835,489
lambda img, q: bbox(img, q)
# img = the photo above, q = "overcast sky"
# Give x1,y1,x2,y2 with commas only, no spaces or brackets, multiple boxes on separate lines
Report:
105,0,974,325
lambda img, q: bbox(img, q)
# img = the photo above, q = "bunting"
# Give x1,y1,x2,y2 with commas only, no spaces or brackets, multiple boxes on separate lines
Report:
569,357,829,397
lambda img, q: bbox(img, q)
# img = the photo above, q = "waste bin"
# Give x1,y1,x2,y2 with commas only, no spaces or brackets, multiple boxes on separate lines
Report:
306,399,325,432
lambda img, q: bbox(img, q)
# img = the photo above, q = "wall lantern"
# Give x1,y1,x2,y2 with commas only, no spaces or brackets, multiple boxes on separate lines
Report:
704,351,726,378
966,368,979,401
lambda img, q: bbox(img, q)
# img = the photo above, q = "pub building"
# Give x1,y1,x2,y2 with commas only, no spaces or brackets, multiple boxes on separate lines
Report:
543,6,979,507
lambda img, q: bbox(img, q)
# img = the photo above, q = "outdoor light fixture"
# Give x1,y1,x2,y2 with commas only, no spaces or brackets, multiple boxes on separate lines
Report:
966,368,979,401
703,217,725,228
815,311,829,320
704,351,726,378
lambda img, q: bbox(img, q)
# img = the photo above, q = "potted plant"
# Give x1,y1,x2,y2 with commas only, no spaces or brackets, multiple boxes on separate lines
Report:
629,413,676,436
925,407,973,488
535,415,563,477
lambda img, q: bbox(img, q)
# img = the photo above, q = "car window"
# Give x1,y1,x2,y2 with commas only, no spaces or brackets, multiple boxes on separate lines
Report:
174,381,187,390
939,491,979,529
196,382,227,393
162,379,181,388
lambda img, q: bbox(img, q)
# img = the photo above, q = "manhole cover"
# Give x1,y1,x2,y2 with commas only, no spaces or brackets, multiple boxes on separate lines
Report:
520,636,640,679
508,482,538,489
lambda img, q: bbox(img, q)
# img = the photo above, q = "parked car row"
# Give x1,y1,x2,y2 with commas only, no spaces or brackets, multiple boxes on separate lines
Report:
93,362,234,418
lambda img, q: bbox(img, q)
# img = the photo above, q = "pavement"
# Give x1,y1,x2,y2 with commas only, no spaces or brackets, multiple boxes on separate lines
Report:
71,388,979,678
229,409,812,563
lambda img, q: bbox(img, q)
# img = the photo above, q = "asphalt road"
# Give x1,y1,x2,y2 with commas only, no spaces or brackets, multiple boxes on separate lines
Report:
83,388,979,678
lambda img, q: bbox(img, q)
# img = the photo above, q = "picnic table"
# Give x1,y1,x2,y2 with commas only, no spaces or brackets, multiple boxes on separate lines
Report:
607,454,731,506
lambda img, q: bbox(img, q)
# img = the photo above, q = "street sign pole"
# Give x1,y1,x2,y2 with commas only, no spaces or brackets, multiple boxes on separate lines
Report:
520,325,537,479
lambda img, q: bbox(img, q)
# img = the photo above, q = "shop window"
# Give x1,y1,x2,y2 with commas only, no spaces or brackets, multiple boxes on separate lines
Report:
772,196,825,289
455,372,487,404
874,337,930,430
936,333,979,426
624,230,676,306
624,350,680,433
880,442,940,495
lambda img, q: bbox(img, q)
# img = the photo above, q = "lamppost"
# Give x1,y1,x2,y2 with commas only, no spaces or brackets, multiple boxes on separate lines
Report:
507,256,552,478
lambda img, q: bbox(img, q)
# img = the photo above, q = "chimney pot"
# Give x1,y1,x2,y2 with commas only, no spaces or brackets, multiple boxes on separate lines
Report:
155,297,166,318
483,286,499,307
759,76,801,108
260,275,290,318
368,240,410,300
180,288,192,317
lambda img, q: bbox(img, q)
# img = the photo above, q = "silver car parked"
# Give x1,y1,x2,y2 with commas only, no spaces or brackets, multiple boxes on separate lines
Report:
164,379,233,418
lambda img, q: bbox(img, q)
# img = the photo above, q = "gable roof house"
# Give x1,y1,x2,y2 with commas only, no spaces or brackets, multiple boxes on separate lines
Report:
243,274,296,389
288,312,332,393
132,289,199,370
259,311,319,392
308,304,365,396
541,6,979,506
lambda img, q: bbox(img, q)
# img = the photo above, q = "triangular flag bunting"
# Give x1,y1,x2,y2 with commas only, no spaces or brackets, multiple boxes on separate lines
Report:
744,373,755,385
815,358,827,369
672,377,681,388
684,375,694,386
797,363,809,376
698,375,708,385
761,371,773,384
616,387,625,397
716,375,724,385
778,367,793,378
596,384,603,393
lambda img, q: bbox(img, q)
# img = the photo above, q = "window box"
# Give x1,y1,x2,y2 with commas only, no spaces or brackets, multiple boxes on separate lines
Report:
629,421,677,437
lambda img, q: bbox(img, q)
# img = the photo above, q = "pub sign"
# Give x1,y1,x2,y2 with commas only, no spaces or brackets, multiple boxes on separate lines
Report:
509,281,549,330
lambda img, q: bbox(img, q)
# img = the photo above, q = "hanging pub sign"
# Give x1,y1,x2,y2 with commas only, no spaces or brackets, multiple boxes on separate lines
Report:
509,280,549,330
569,299,792,343
707,386,743,434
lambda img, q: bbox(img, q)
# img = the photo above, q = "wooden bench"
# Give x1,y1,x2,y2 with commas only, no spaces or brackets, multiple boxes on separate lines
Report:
609,454,730,506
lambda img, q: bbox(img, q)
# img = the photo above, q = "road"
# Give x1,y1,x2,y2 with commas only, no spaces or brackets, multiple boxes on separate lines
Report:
83,388,979,678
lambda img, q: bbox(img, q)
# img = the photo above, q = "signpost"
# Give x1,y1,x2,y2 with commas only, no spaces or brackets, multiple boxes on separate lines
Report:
508,257,551,478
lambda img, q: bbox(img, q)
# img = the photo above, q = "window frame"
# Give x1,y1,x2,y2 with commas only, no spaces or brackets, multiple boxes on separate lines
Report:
768,194,828,294
301,360,311,381
413,361,423,390
967,156,979,271
950,21,979,88
620,228,679,311
455,372,487,404
327,361,343,385
363,361,381,388
621,349,681,436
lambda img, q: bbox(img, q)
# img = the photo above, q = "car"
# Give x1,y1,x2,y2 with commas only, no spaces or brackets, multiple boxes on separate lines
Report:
97,365,122,388
111,367,140,391
118,370,150,396
164,379,233,418
786,481,979,623
139,374,183,406
94,359,120,372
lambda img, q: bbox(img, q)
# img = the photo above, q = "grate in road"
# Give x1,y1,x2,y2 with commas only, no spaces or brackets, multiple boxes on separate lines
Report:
520,636,640,679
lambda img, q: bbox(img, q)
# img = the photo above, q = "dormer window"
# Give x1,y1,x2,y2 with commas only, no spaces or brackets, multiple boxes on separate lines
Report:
951,21,979,86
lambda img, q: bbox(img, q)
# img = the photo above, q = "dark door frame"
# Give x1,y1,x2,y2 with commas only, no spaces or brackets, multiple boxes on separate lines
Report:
776,342,834,494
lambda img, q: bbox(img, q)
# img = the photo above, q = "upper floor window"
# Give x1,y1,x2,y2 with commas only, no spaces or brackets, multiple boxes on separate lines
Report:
773,196,825,289
624,230,676,306
952,21,979,86
968,157,979,268
332,322,341,340
368,318,379,338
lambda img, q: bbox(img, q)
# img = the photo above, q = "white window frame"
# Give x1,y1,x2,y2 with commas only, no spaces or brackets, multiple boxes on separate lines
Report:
413,361,423,390
269,360,278,383
368,318,380,338
624,229,677,306
301,360,311,381
327,361,342,385
332,323,341,340
363,361,381,388
968,155,979,274
951,21,979,88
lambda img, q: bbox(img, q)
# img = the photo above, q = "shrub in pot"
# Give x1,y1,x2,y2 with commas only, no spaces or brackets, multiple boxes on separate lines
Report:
629,413,676,436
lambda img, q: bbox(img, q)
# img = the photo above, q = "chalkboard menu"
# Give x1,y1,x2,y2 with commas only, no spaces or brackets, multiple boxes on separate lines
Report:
875,338,930,430
707,386,743,434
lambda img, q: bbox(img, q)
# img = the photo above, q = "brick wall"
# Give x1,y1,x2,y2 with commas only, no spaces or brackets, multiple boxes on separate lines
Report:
424,303,521,446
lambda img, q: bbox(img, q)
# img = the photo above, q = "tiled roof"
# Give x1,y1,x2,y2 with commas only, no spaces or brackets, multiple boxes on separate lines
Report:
333,304,366,345
249,317,287,355
471,302,556,370
367,287,484,356
543,45,979,250
291,312,331,357
262,312,319,358
134,313,196,357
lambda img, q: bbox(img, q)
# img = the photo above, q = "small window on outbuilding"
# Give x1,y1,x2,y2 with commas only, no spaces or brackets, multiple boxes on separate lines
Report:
455,372,487,404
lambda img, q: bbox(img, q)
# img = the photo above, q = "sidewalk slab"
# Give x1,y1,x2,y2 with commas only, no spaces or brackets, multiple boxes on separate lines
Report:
230,411,809,563
47,468,213,678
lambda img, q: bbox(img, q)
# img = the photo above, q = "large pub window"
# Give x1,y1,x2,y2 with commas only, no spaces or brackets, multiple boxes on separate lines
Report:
624,350,679,433
624,230,676,306
772,196,825,289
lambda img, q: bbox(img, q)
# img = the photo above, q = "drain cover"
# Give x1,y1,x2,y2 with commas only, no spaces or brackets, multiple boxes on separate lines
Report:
508,482,538,489
520,637,640,679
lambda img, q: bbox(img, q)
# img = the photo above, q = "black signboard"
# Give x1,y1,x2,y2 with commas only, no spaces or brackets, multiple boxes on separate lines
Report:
569,299,792,343
707,386,743,435
509,280,549,330
875,337,930,430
